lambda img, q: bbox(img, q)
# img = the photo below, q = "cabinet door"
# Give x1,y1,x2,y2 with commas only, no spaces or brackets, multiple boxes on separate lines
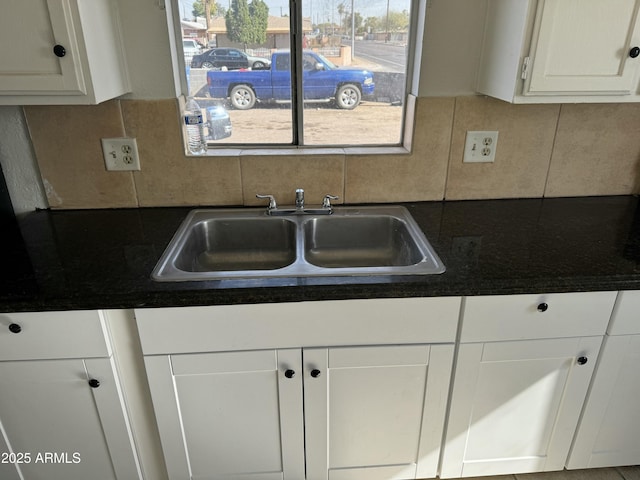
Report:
0,357,141,480
144,349,305,480
526,0,640,95
440,336,602,478
568,334,640,469
304,344,455,480
0,0,85,94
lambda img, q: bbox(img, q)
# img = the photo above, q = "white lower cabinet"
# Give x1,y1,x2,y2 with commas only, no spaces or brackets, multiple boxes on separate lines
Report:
567,334,640,469
441,336,603,478
304,345,454,480
135,297,461,480
440,292,617,478
144,349,305,480
568,290,640,469
0,310,142,480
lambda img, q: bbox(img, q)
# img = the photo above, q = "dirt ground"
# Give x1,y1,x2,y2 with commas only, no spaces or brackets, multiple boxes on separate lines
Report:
209,101,404,145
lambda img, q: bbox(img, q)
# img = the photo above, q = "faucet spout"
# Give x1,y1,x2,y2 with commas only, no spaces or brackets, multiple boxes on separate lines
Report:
295,188,305,209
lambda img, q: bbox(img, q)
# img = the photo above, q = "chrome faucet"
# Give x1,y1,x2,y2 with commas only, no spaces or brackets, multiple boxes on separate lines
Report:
256,189,339,215
295,188,305,209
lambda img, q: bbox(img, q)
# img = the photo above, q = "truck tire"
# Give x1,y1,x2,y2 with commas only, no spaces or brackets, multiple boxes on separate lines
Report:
335,84,361,110
230,85,256,110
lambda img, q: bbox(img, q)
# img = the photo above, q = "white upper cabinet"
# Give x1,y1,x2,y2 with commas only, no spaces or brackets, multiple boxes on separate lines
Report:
0,0,130,105
477,0,640,103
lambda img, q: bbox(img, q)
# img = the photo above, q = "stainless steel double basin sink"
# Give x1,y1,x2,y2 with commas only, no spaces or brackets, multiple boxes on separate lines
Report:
151,206,445,281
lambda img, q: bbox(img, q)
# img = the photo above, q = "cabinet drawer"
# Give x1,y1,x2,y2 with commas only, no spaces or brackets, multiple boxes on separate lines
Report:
135,297,462,355
461,291,617,342
608,290,640,335
0,310,110,360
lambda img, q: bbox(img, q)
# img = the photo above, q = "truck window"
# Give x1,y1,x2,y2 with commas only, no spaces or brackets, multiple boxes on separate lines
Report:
177,0,416,151
275,55,289,71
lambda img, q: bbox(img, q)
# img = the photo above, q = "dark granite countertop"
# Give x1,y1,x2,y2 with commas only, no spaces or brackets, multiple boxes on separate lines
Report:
2,195,640,312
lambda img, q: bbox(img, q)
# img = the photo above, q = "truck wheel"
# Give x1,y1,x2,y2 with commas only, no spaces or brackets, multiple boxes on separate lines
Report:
230,85,256,110
335,84,361,110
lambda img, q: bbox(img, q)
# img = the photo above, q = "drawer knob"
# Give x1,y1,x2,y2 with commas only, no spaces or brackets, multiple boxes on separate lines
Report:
284,369,295,379
630,46,640,58
8,323,22,334
310,369,322,378
53,44,66,58
537,303,549,312
88,379,101,388
577,356,588,366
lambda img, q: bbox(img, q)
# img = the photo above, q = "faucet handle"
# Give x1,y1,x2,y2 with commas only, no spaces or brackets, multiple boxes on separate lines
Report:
322,194,339,209
256,194,277,211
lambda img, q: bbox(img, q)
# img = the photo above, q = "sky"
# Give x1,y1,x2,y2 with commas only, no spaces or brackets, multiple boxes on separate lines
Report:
178,0,410,22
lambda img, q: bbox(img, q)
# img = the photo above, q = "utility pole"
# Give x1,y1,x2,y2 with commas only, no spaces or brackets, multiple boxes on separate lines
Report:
204,0,212,44
385,0,390,42
350,0,355,60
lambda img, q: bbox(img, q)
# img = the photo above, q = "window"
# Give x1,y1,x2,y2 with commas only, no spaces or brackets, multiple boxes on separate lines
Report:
176,0,415,150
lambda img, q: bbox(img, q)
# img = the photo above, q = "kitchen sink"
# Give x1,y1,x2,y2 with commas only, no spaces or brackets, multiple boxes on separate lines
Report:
303,216,424,268
173,217,297,272
151,206,445,281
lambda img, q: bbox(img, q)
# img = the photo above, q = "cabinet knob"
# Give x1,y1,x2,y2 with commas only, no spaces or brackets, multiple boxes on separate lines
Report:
310,369,322,378
630,46,640,59
8,323,22,334
53,44,66,58
88,379,101,388
537,302,549,312
577,356,588,366
284,369,295,379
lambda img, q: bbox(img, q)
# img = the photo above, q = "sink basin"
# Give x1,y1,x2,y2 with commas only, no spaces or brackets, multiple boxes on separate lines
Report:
303,216,424,268
173,217,297,272
152,206,445,281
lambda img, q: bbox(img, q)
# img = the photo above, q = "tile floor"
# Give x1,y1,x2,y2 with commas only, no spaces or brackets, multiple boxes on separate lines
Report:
453,466,640,480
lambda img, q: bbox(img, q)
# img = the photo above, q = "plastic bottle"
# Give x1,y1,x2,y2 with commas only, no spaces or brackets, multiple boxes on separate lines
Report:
184,97,207,154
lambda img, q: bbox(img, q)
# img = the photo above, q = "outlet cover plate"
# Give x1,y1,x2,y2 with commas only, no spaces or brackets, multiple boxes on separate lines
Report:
464,131,498,163
101,138,140,171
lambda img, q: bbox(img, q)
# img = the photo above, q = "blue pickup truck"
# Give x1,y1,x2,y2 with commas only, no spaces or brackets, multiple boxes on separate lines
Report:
206,51,375,110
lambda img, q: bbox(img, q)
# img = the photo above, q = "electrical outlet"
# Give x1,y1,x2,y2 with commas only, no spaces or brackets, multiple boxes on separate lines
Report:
463,131,499,163
101,138,140,171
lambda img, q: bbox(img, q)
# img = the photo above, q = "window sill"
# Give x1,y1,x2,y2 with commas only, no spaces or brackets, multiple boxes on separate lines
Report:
193,145,411,157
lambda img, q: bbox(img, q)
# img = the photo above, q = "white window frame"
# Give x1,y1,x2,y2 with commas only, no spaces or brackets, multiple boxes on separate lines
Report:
165,0,426,156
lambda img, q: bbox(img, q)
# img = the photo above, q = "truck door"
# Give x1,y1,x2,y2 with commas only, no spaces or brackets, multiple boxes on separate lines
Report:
302,53,335,100
272,54,292,100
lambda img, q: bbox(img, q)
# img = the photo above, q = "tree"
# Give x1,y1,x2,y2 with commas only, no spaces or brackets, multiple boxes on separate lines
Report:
192,1,204,19
337,2,345,32
364,16,379,33
345,12,363,35
225,0,269,48
213,4,226,16
383,10,410,32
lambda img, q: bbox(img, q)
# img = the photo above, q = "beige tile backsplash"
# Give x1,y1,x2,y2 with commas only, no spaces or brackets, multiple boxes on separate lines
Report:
24,97,640,209
445,96,560,200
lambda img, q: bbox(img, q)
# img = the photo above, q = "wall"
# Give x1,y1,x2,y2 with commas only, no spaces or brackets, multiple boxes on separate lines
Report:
0,107,47,214
2,0,640,212
22,96,640,209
